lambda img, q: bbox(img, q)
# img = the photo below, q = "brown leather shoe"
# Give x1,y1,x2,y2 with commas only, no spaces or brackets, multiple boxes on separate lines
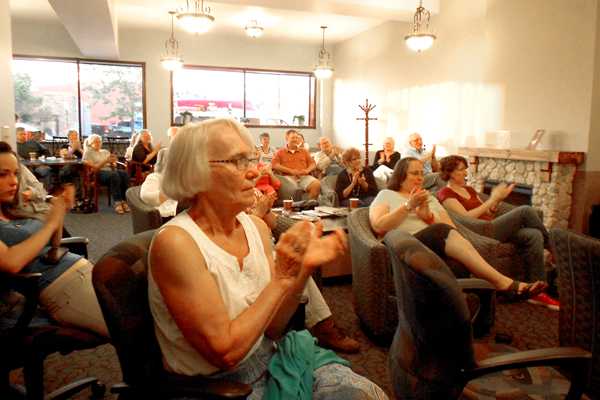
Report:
311,318,360,353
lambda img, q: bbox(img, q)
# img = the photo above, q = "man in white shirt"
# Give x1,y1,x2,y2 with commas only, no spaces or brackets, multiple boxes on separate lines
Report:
313,137,346,176
401,132,441,189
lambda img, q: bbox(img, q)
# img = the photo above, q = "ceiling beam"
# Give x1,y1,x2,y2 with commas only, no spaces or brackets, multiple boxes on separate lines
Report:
47,0,119,59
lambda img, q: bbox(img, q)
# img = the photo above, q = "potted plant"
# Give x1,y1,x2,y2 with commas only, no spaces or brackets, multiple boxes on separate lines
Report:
293,115,305,126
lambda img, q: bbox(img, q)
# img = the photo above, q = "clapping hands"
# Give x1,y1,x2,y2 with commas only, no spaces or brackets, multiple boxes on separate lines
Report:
491,182,516,202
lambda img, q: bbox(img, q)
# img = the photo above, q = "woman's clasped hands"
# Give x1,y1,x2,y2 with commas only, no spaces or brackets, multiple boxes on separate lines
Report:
407,187,433,221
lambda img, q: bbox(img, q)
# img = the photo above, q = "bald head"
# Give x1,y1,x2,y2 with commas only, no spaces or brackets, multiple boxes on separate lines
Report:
408,132,423,150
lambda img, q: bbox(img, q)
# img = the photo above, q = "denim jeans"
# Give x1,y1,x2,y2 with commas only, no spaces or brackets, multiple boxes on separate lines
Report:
97,169,130,202
491,206,549,282
35,166,53,189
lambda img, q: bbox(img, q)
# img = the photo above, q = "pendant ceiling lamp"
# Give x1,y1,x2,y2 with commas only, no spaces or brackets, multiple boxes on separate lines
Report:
176,0,214,35
314,26,333,79
161,11,184,70
245,20,263,38
404,0,437,52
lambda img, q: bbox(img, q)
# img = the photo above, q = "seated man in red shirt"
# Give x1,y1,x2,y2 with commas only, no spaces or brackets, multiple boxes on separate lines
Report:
272,129,321,200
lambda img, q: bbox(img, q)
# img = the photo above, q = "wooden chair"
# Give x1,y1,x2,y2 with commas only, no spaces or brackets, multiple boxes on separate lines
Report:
126,159,154,186
82,164,111,213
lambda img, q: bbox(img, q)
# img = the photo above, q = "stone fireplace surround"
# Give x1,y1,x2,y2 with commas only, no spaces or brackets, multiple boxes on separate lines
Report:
458,148,584,229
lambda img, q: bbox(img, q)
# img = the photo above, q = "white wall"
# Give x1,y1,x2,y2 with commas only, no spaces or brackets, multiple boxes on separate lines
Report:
11,15,334,149
332,0,599,168
1,0,15,146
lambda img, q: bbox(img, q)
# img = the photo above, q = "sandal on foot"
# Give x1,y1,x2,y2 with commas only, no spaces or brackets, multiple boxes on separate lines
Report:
115,204,125,215
122,203,130,213
498,280,548,303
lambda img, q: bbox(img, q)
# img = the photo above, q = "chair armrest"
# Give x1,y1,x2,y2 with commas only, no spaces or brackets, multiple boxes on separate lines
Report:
458,278,496,337
458,278,495,292
463,347,591,399
446,209,495,238
61,236,90,258
111,374,252,399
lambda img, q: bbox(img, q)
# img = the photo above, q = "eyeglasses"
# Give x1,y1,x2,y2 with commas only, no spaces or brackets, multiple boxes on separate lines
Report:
209,157,259,171
408,171,425,177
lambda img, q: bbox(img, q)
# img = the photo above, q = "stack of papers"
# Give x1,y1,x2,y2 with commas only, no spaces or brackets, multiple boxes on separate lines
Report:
314,206,349,217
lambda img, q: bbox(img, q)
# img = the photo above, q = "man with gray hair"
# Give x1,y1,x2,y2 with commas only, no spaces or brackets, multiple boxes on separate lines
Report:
15,127,53,189
401,132,441,189
314,137,345,176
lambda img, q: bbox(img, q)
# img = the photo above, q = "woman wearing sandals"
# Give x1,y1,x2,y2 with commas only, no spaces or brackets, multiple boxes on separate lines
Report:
369,157,548,303
82,134,131,215
437,155,558,310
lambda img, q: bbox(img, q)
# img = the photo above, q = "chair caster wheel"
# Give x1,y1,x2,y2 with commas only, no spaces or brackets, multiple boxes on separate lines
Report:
91,381,106,398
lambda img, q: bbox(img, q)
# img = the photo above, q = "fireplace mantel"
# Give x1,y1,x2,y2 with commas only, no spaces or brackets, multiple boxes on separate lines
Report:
456,147,584,229
458,147,584,164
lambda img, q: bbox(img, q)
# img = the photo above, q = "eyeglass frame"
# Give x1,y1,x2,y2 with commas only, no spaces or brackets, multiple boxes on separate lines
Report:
408,171,426,177
208,156,259,171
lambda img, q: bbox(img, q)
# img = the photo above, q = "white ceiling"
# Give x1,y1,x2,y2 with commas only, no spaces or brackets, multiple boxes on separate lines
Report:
10,0,439,59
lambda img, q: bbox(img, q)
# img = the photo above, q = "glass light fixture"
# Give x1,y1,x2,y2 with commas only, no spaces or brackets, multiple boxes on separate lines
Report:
314,26,333,79
245,20,263,38
161,11,184,70
404,0,437,52
176,0,214,35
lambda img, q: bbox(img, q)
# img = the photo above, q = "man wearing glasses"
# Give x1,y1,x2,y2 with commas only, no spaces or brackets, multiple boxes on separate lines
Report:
272,130,321,200
401,132,441,190
314,137,345,176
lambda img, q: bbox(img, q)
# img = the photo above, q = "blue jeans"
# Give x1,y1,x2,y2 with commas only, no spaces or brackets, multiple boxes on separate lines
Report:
35,166,53,188
97,169,130,202
206,338,388,400
491,206,548,282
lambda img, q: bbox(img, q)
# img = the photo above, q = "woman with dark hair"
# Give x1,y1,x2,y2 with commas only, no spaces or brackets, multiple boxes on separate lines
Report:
438,155,557,309
335,147,379,207
369,157,548,302
256,132,277,164
0,141,108,338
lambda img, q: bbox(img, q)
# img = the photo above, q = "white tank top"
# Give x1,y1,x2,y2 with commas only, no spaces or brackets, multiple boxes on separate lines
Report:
148,211,270,375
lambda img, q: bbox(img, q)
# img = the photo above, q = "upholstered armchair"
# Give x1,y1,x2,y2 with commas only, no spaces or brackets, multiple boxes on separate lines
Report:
385,229,591,400
126,186,162,235
348,208,491,339
551,227,600,399
274,174,303,207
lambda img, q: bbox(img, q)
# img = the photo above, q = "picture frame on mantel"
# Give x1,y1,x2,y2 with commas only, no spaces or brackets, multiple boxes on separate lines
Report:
526,129,545,150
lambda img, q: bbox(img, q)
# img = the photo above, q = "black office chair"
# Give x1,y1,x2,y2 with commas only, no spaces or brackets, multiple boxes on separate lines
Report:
92,230,252,399
384,229,591,400
1,237,107,400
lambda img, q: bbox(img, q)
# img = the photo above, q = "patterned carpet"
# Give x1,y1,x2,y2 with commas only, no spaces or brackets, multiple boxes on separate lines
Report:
9,197,560,399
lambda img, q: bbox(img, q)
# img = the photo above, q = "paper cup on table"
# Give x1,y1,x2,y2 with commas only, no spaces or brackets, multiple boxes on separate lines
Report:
283,199,293,211
29,152,36,161
350,198,359,209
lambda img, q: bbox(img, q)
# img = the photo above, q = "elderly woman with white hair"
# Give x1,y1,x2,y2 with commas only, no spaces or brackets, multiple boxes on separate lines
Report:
140,148,178,223
148,117,389,399
372,137,400,183
82,134,131,214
